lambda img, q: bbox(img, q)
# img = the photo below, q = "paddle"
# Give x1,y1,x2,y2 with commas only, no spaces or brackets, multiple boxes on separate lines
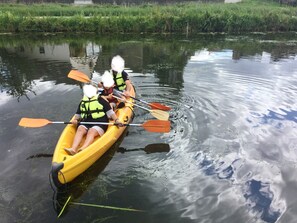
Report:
68,70,96,84
18,118,170,133
113,95,169,121
68,70,171,111
113,89,171,111
117,143,170,154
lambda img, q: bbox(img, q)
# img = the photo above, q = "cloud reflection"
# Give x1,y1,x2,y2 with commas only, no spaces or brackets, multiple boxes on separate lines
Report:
248,108,297,129
189,49,233,63
194,152,282,223
195,152,238,180
244,179,281,223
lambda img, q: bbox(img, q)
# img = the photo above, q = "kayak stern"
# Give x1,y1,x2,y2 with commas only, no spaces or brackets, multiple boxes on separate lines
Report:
51,162,64,188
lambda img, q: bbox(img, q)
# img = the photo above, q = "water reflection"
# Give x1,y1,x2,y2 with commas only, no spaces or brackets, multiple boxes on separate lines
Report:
244,180,281,223
117,143,170,154
248,109,297,129
0,56,36,102
195,152,237,179
26,153,53,159
1,33,297,223
194,152,282,223
1,34,297,102
53,147,116,217
53,141,168,218
53,131,127,217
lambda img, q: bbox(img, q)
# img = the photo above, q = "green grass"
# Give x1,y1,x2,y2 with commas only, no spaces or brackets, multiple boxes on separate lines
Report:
0,2,296,34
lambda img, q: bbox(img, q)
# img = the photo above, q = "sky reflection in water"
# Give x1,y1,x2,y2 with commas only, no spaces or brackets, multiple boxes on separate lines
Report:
0,34,297,223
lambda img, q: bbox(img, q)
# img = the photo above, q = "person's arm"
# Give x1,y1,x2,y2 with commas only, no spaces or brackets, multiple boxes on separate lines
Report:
122,71,132,97
123,79,132,97
98,82,103,88
101,97,123,126
72,102,82,125
111,113,123,126
106,109,123,127
106,88,114,101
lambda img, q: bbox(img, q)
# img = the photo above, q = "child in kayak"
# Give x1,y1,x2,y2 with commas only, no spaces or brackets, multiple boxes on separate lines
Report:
97,55,132,98
100,70,125,109
64,84,123,155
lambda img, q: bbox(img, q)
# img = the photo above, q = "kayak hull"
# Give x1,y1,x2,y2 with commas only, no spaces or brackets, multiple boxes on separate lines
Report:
51,87,135,188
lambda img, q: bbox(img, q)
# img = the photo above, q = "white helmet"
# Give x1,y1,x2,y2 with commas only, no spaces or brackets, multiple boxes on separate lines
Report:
111,55,125,73
101,71,115,88
83,84,97,98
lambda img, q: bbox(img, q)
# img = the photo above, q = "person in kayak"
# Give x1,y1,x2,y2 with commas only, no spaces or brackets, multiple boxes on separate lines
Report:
64,84,123,155
111,55,133,97
99,70,122,109
98,55,132,98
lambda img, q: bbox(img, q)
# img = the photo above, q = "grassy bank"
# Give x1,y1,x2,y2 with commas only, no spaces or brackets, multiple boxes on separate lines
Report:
0,1,296,34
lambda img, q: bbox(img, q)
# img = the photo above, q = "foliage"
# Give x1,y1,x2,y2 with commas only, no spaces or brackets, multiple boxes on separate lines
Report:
0,2,296,34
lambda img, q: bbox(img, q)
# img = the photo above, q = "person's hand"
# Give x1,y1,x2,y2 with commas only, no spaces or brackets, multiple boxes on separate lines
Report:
107,93,113,100
114,118,123,127
123,91,130,98
71,119,79,125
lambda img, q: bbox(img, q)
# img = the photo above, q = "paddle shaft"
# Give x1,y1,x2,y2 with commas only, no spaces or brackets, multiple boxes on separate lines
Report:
113,89,171,111
79,122,143,127
52,121,73,124
19,118,170,132
53,121,142,126
114,89,144,104
80,122,144,127
113,95,149,111
49,121,112,125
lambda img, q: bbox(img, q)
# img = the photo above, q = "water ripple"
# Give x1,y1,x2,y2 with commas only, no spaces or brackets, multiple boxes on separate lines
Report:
130,55,297,223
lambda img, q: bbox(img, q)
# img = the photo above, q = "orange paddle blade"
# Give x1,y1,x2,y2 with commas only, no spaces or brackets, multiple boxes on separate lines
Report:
142,120,170,133
19,118,52,128
68,70,91,83
149,102,171,111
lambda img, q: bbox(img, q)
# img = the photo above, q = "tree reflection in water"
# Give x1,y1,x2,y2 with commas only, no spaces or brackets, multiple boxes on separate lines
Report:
0,56,36,101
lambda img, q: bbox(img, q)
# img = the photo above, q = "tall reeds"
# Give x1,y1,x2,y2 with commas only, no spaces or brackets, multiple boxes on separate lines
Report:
0,2,296,33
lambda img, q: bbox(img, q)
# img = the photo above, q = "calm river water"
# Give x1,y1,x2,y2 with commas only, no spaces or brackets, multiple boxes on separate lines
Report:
1,33,297,223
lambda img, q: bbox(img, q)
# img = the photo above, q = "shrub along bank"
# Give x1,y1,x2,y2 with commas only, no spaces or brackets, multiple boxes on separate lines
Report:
0,2,296,34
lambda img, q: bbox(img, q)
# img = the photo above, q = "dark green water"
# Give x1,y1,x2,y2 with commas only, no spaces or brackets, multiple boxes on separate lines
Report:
1,33,297,223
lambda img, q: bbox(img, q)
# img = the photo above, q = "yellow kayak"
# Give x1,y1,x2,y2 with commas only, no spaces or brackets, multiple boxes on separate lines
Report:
51,87,135,188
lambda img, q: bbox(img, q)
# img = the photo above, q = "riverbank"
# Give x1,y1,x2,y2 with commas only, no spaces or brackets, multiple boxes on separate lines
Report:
0,1,296,34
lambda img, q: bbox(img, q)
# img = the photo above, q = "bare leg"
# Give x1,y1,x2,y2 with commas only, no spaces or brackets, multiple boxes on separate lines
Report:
71,126,87,153
79,128,100,151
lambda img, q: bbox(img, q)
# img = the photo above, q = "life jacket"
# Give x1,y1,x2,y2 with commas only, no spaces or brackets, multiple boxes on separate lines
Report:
114,72,126,91
80,95,105,119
